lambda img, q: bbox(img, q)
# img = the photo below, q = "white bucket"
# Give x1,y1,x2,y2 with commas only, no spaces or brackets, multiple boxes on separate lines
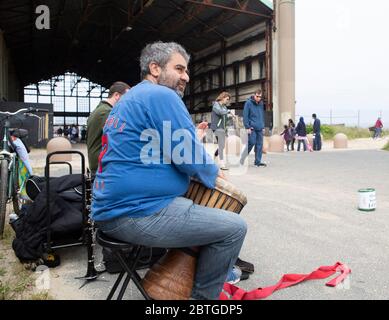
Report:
358,188,376,212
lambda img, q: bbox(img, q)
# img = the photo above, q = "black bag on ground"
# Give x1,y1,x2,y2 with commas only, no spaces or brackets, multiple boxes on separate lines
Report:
103,246,167,274
12,174,84,262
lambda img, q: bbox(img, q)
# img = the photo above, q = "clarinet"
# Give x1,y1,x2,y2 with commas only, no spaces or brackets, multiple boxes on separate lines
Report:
82,171,99,280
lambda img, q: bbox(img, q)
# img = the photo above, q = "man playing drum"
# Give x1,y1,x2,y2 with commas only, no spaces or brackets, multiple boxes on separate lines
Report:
91,41,247,300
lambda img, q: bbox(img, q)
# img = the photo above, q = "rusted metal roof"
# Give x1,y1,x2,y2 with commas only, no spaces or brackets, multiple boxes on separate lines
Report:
0,0,273,87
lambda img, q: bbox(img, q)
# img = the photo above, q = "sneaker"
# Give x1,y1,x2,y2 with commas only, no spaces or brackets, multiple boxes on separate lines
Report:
219,160,229,171
226,266,242,285
240,271,250,281
255,163,267,167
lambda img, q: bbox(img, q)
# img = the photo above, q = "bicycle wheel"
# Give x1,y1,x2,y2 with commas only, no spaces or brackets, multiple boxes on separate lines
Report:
0,159,9,238
12,159,22,215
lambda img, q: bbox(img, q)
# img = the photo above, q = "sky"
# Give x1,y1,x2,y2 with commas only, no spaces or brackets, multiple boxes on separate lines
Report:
295,0,389,127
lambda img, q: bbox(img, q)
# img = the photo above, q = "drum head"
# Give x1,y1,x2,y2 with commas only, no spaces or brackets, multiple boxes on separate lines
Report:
214,177,247,207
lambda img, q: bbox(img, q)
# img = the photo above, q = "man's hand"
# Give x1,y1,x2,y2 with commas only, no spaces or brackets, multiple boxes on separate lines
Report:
196,121,209,140
218,169,227,180
247,128,252,135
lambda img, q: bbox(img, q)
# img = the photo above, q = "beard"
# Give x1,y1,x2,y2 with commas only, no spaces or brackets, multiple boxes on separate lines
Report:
158,70,186,98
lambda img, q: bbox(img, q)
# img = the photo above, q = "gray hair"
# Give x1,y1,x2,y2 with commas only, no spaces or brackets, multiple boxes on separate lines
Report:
139,41,190,79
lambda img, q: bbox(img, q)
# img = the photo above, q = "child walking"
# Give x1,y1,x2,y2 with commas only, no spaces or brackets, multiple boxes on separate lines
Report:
280,125,293,151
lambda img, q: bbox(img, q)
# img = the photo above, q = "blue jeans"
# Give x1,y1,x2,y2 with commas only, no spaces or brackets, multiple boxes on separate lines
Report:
240,130,264,166
313,134,322,151
298,138,307,151
97,197,247,300
374,128,382,138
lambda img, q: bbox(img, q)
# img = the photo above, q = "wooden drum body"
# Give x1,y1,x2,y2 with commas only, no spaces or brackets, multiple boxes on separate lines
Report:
142,178,247,300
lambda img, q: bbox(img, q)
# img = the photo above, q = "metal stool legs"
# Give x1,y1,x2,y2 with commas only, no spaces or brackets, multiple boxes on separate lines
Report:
106,246,152,300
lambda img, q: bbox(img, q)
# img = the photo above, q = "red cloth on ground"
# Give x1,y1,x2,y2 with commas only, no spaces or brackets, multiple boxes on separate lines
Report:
220,262,351,300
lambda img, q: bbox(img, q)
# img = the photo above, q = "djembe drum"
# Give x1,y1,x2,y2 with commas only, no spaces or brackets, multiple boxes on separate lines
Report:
141,177,247,300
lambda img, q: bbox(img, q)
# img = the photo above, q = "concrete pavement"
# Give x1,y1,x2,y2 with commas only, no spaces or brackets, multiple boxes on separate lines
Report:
28,138,389,300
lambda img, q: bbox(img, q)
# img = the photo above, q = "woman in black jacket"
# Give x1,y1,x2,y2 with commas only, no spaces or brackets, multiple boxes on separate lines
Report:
288,119,296,151
296,117,307,152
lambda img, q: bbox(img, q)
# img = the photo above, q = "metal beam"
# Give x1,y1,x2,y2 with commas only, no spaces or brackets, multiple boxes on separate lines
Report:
65,0,93,65
185,0,272,19
193,31,266,65
180,3,241,39
158,0,208,36
168,0,226,40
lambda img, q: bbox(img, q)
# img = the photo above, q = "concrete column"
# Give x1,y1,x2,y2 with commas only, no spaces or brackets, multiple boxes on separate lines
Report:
273,0,295,133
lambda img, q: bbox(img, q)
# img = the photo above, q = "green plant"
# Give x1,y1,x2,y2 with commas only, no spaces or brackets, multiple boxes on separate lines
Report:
305,124,335,140
1,224,15,246
308,125,375,140
383,142,389,151
30,291,53,300
0,280,11,300
320,125,336,140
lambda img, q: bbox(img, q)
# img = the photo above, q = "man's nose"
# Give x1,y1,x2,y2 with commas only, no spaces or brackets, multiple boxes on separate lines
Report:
182,72,190,82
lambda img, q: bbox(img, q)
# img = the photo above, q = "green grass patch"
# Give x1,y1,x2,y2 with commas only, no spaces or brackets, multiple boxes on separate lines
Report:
1,233,47,300
0,280,11,300
30,291,53,300
1,224,15,246
0,267,6,277
383,142,389,151
0,262,36,300
306,125,388,140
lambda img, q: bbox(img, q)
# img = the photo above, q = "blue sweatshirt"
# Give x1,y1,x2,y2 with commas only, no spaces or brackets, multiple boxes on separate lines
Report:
91,80,219,222
243,97,265,131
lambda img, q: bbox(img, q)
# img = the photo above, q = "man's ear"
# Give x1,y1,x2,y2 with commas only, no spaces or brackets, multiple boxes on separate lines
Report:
149,62,161,78
114,92,121,101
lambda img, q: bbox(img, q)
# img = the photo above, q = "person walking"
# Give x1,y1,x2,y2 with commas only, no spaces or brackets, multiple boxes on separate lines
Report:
296,117,307,152
63,125,69,139
70,125,79,144
56,127,63,136
312,114,322,151
288,119,296,151
211,91,232,170
280,125,293,151
239,90,267,167
81,126,87,142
